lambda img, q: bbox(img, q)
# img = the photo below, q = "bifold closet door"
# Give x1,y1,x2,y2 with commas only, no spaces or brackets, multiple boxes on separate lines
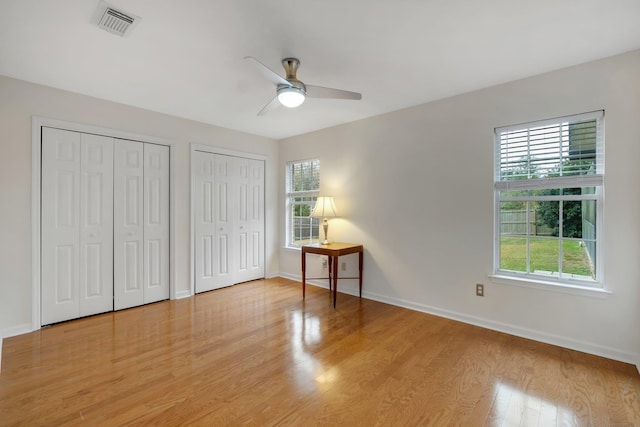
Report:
142,143,170,304
195,152,264,293
113,140,144,310
194,151,217,293
195,152,235,292
114,141,169,309
235,158,265,284
41,128,114,325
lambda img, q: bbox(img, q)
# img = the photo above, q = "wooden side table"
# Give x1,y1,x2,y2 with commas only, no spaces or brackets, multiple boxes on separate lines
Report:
301,242,364,308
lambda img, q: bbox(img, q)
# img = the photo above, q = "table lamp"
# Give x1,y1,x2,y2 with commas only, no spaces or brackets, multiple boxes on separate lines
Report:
310,196,337,245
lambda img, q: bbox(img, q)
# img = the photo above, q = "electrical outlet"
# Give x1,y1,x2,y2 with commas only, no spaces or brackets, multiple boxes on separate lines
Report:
341,262,346,271
476,284,484,297
322,258,328,269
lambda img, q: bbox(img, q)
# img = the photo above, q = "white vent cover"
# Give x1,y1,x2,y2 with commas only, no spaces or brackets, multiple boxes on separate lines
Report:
93,1,140,37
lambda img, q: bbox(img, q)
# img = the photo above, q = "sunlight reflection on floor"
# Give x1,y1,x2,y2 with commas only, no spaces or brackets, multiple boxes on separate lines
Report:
492,382,576,426
289,309,336,391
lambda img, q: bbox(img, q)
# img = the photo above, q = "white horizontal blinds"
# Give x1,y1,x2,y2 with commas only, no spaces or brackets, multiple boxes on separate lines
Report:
496,111,603,191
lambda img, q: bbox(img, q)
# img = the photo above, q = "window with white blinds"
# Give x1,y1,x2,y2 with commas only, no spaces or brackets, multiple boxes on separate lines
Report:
286,159,320,247
494,110,604,286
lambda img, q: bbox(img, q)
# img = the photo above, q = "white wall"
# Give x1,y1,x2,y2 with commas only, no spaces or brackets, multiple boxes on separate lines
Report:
279,49,640,364
0,75,279,335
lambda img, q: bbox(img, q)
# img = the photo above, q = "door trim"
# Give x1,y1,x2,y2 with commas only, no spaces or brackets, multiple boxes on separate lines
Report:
189,143,266,297
31,116,176,330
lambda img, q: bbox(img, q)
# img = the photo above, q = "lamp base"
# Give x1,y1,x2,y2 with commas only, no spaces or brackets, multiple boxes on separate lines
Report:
321,219,330,245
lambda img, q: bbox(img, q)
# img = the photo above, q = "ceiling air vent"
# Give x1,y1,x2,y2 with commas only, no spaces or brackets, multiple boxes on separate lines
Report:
93,1,140,37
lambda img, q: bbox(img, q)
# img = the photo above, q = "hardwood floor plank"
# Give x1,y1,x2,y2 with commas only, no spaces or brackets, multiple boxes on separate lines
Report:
1,278,638,426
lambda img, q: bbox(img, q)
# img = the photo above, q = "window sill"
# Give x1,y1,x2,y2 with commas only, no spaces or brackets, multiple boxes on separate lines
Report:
284,242,323,252
489,274,611,298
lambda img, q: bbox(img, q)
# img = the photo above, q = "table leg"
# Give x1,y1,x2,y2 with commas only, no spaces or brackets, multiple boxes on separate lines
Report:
302,251,306,299
332,255,338,308
327,256,333,292
359,250,363,298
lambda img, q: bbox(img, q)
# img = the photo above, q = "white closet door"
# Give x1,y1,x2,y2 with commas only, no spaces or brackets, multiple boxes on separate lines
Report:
42,128,81,324
78,133,114,317
42,128,113,325
143,144,170,304
235,158,265,283
114,140,144,310
194,151,264,293
213,154,236,288
194,151,217,293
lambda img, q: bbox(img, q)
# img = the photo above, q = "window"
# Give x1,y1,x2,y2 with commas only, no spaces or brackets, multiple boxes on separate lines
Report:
286,159,320,247
494,111,604,286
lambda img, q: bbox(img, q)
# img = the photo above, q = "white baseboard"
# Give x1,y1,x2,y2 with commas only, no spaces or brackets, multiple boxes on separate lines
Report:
175,290,192,300
276,273,639,367
0,323,33,373
278,272,332,288
278,272,298,281
1,323,33,340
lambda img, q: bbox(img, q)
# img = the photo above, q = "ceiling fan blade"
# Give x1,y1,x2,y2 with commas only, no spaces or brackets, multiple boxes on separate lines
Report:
306,85,362,100
257,95,281,116
244,56,290,87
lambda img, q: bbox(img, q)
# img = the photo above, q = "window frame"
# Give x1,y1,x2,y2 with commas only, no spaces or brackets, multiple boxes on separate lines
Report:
493,110,605,288
285,158,320,248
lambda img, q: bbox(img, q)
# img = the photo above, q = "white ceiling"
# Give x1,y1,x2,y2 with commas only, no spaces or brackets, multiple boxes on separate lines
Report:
2,0,640,140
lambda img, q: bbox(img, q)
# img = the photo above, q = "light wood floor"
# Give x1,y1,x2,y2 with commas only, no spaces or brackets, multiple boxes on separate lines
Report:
1,278,639,426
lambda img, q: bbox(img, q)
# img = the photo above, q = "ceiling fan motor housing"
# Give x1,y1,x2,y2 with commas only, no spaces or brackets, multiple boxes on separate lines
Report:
282,58,301,81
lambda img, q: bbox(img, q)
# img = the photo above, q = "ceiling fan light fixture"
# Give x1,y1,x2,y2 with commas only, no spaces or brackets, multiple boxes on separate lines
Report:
277,87,305,108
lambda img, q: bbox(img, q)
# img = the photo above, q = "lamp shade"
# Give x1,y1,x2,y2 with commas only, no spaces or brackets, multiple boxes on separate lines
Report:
310,196,337,218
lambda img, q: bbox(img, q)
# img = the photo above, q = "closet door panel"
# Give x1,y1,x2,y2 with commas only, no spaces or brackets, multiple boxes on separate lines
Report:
213,154,235,288
114,140,144,310
249,159,264,274
195,152,217,293
251,159,265,275
143,144,170,303
236,158,250,281
236,158,265,283
78,134,114,317
41,128,81,324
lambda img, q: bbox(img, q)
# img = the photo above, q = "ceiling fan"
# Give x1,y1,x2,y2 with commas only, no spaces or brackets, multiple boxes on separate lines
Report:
245,56,362,116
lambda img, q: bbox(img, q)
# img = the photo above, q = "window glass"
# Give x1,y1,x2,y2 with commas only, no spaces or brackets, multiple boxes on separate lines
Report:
286,159,320,247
